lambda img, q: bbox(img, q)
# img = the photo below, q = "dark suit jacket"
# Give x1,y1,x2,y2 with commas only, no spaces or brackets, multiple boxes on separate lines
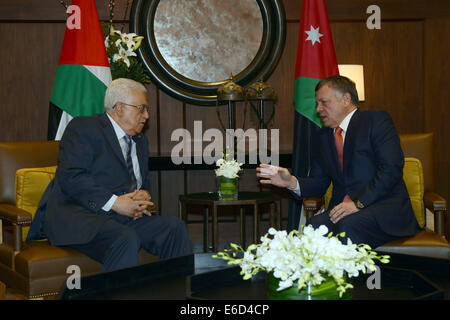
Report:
294,110,420,237
27,113,150,246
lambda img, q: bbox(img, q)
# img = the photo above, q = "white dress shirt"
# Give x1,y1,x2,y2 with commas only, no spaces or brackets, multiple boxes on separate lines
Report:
291,108,358,196
102,114,143,211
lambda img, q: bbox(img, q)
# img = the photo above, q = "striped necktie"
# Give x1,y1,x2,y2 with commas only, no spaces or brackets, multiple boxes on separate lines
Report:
123,135,137,192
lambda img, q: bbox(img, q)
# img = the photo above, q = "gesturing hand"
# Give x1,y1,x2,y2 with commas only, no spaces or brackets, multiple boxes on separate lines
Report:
329,201,360,224
112,190,153,220
256,164,298,190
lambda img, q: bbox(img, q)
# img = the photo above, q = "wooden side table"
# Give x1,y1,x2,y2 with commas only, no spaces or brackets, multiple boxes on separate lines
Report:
179,191,281,252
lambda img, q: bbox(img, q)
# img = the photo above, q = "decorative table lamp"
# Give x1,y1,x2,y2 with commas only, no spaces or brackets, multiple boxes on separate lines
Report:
217,74,246,130
245,79,277,130
246,79,277,153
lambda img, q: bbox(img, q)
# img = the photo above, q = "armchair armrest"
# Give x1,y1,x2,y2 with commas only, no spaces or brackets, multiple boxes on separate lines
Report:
302,197,323,221
423,191,447,237
0,204,32,225
0,204,32,251
424,191,447,212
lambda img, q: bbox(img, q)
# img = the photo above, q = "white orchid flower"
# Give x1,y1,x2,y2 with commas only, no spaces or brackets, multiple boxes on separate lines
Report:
120,32,138,50
112,53,121,63
213,224,390,298
114,38,123,48
115,47,137,68
215,153,243,178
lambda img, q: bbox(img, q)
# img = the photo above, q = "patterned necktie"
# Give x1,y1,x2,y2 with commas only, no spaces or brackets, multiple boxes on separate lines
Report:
334,127,352,202
123,135,137,192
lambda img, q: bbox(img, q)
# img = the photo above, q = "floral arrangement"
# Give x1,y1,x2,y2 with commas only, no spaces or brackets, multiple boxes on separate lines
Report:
215,152,243,179
102,23,150,84
213,225,390,297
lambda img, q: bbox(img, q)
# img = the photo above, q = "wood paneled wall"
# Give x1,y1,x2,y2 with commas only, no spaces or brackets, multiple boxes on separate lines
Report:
1,0,449,248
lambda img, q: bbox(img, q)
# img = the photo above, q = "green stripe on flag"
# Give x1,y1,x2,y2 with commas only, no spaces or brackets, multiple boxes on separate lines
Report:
293,76,322,128
50,64,107,117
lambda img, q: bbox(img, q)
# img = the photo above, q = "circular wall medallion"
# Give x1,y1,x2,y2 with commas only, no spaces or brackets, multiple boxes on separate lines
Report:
130,0,286,106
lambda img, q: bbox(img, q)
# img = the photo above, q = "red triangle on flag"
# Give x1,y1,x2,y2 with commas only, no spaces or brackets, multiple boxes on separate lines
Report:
294,0,339,80
58,0,109,67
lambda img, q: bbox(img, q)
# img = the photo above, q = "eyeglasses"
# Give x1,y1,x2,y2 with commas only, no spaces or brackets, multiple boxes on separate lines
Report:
116,102,150,114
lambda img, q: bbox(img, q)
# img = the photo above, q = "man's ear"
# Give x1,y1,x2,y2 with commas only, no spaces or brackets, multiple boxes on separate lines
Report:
114,103,123,115
343,92,351,106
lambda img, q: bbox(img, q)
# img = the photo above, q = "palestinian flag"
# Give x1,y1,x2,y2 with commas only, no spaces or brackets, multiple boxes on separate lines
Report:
48,0,111,140
288,0,339,231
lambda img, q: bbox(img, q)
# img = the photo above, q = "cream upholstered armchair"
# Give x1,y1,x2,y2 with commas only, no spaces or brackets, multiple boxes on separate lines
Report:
302,133,449,259
0,141,156,299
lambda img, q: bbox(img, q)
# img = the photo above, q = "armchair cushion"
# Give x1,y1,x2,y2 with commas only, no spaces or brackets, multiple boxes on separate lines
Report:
14,166,56,241
403,158,425,228
12,240,157,298
376,230,450,259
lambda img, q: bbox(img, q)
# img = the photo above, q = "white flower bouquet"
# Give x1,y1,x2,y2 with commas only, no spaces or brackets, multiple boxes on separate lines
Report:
102,24,150,84
105,26,142,68
214,225,390,298
215,153,243,179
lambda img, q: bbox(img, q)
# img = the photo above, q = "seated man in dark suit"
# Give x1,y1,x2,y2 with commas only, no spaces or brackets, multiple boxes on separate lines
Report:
257,75,420,248
28,78,192,272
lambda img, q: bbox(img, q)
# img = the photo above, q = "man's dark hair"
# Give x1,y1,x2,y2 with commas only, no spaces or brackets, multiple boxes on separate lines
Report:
315,75,360,107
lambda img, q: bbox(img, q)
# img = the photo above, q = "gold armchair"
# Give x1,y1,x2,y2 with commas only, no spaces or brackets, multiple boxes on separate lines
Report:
0,141,156,299
302,133,449,259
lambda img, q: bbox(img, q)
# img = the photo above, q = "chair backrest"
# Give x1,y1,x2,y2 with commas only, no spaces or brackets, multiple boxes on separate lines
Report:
0,141,59,205
15,166,57,240
399,133,434,192
403,158,425,227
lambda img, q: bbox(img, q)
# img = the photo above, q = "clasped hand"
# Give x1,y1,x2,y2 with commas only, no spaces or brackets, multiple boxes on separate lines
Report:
112,190,154,220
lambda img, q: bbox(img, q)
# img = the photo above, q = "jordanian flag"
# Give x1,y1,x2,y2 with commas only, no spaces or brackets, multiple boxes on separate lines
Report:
48,0,111,140
293,0,339,127
288,0,339,231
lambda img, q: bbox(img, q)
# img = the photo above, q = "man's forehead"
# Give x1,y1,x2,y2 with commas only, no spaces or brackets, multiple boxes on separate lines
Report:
316,85,341,100
129,89,148,101
316,85,332,98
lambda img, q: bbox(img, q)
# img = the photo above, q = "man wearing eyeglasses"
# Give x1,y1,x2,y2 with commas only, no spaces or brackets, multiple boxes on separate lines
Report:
28,78,192,272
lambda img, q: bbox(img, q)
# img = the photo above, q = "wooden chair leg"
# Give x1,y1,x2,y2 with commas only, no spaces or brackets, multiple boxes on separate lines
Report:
253,204,259,244
240,206,246,249
0,281,5,300
203,205,209,253
212,204,218,252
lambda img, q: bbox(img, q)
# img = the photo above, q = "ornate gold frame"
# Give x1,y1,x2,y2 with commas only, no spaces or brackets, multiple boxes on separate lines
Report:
130,0,286,106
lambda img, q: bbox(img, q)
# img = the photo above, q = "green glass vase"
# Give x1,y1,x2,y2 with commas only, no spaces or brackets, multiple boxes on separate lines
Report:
217,176,238,200
266,273,352,300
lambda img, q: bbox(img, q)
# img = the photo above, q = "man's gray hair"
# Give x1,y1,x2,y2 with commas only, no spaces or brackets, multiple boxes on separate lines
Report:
315,75,360,107
104,78,147,111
